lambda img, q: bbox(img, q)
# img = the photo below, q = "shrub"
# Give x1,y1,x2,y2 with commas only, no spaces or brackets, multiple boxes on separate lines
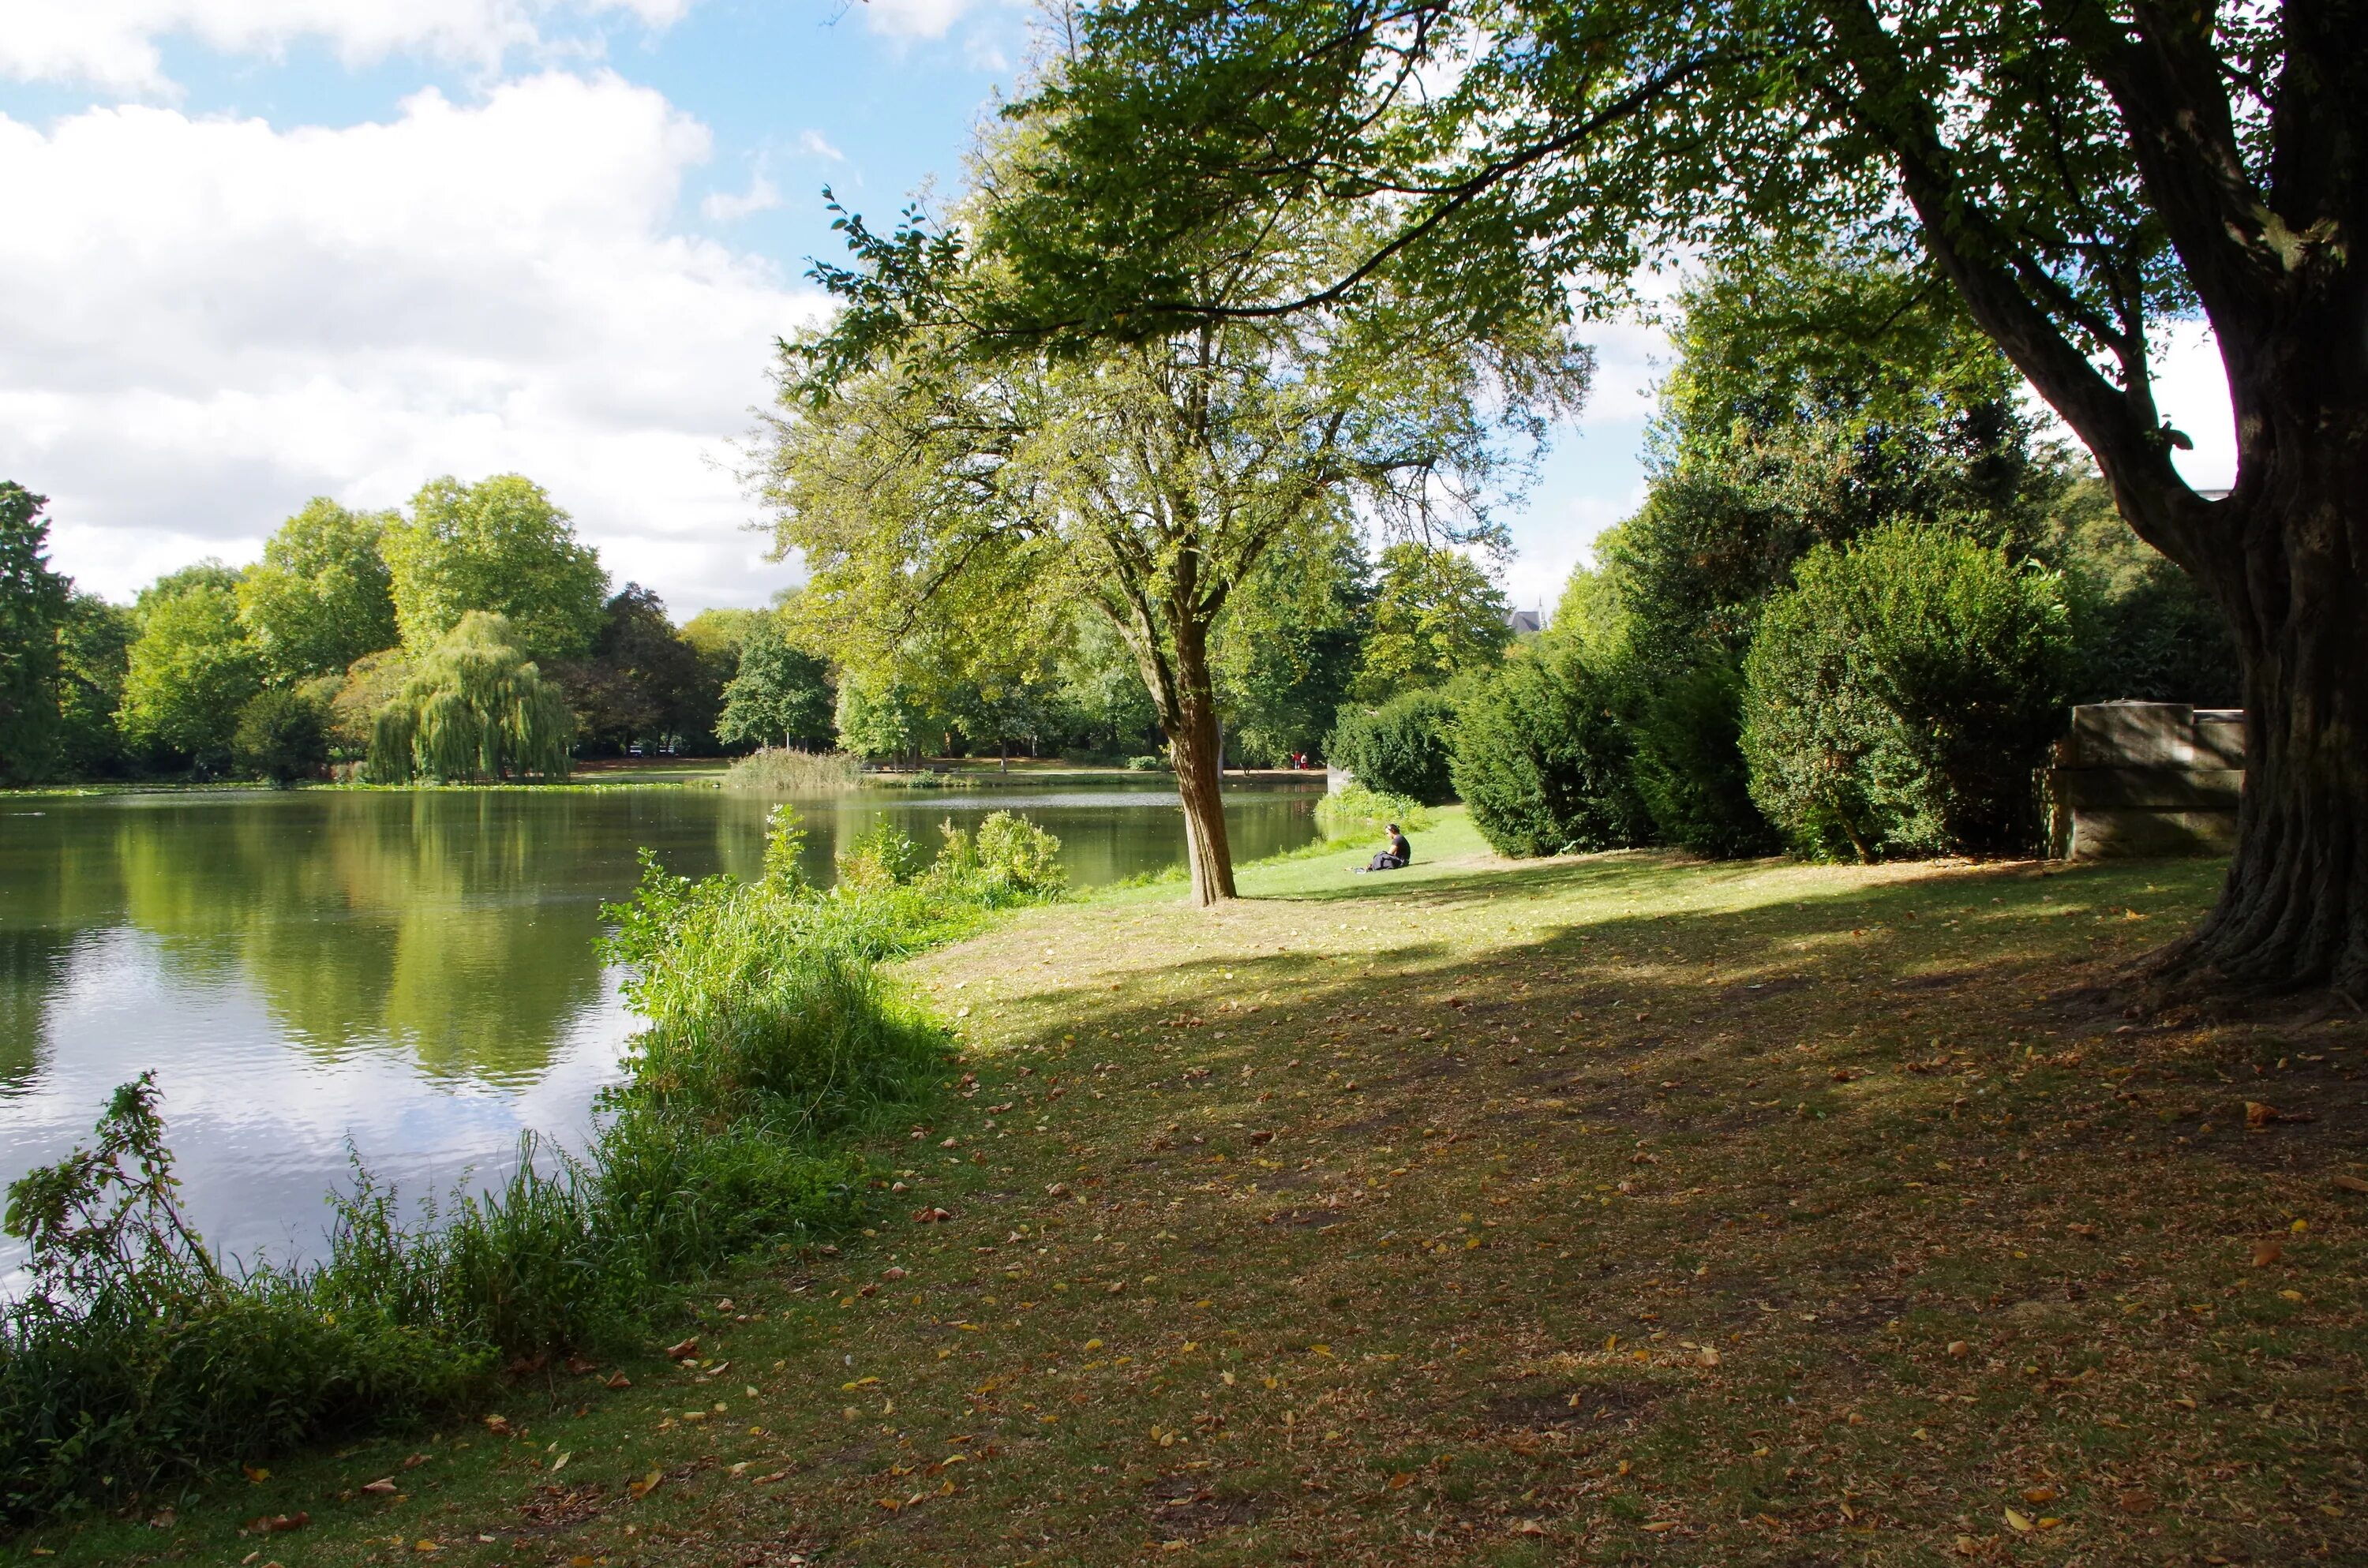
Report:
1627,660,1778,857
1313,782,1435,842
1450,651,1650,857
724,746,864,794
1124,754,1165,771
233,687,332,785
972,811,1067,896
1327,688,1458,804
1740,521,2075,860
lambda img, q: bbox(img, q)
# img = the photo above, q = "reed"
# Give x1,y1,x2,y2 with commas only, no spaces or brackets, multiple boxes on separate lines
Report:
721,747,864,794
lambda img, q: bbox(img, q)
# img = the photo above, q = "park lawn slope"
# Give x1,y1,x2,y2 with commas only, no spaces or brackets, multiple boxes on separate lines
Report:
20,811,2366,1566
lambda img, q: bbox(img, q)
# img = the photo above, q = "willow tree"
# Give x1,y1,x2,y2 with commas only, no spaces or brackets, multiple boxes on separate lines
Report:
369,612,574,783
767,158,1585,904
823,0,2368,990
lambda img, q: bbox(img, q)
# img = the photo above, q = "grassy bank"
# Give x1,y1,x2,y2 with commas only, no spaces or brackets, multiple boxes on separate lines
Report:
12,813,2364,1564
0,812,1062,1526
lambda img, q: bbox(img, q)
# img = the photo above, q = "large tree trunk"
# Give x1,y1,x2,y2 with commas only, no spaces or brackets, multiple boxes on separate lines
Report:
2160,417,2368,998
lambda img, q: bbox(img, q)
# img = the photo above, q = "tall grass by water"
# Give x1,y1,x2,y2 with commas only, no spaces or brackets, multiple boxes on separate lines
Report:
721,747,864,793
0,808,1063,1523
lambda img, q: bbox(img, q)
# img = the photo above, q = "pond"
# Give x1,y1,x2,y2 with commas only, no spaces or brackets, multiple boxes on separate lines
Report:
0,779,1322,1280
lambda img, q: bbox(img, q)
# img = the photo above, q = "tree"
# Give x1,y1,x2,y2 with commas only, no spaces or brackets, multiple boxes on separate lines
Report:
1212,522,1373,765
116,574,262,774
560,585,713,754
715,616,837,752
1329,689,1461,803
233,688,331,785
831,671,931,764
380,476,609,664
0,483,70,783
327,649,414,761
235,499,400,683
55,593,137,779
1354,541,1512,699
781,135,1587,904
369,612,573,783
880,0,2368,990
1452,646,1650,856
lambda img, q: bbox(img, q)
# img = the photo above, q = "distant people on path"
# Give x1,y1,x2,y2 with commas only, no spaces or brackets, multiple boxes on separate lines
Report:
1355,822,1412,874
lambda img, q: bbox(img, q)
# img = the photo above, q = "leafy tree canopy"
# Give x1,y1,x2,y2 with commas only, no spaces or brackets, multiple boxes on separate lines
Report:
780,119,1587,901
717,616,837,752
55,593,137,780
1354,541,1512,700
236,499,400,683
382,476,608,664
560,584,714,754
117,578,262,773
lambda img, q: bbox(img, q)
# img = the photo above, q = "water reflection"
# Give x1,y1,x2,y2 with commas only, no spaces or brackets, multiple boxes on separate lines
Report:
0,780,1320,1272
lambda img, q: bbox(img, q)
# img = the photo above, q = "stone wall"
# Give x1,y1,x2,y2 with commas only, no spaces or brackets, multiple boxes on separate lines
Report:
2045,702,2243,859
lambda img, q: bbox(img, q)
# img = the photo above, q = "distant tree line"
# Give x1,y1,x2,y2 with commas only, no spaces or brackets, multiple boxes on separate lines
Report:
0,471,1523,788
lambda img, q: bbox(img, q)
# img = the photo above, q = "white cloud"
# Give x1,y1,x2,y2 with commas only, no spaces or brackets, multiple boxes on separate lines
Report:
701,172,781,222
794,129,845,161
0,0,694,94
0,72,827,613
860,0,972,42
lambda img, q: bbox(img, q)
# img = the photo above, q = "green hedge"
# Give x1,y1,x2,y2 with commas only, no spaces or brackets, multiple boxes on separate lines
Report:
1450,651,1650,857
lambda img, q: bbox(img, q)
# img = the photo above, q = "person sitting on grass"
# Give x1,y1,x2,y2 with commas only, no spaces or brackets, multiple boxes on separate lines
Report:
1356,822,1412,873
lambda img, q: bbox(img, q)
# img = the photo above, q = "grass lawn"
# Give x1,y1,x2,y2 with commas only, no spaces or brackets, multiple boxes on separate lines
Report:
19,813,2365,1566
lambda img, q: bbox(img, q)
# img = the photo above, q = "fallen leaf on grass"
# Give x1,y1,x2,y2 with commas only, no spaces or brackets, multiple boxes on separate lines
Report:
362,1479,398,1495
2005,1506,2034,1532
243,1513,309,1536
2021,1487,2057,1505
1512,1519,1546,1535
606,1372,632,1390
1388,1473,1414,1489
2332,1174,2368,1195
630,1469,663,1499
665,1337,699,1360
2119,1489,2156,1514
2251,1241,2284,1267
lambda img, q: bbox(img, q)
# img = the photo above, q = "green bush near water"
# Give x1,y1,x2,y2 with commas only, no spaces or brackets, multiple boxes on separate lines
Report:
1313,782,1434,842
1326,689,1459,804
0,809,1065,1523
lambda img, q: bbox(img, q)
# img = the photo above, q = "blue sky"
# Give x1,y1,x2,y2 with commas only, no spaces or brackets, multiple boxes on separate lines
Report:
0,1,2231,619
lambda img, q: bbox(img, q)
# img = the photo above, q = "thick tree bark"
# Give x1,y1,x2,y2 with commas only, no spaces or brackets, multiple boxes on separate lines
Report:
2160,393,2368,997
1820,0,2368,997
